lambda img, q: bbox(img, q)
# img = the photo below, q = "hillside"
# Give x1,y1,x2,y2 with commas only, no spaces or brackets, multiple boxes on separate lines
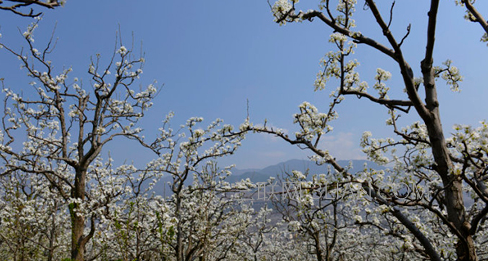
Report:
225,159,385,183
152,159,385,195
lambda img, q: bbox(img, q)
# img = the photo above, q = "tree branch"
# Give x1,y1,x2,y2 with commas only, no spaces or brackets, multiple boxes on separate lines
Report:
0,0,61,17
462,0,488,35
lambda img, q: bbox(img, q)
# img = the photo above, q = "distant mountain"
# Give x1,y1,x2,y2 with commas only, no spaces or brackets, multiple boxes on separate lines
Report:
151,159,385,195
229,167,260,176
226,159,385,183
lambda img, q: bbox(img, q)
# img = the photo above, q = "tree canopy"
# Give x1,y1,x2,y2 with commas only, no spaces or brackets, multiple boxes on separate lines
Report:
1,0,488,260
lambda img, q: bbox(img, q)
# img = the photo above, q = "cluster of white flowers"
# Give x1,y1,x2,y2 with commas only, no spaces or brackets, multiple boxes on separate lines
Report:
22,20,39,42
288,220,301,231
272,0,294,24
440,60,463,92
449,121,488,175
116,45,128,56
239,118,252,132
329,32,348,44
292,170,307,180
293,101,332,141
360,131,390,165
314,38,359,93
373,68,392,98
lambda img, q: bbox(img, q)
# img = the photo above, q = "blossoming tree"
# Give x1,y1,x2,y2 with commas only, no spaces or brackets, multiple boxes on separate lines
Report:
246,0,488,260
0,20,163,259
0,18,263,260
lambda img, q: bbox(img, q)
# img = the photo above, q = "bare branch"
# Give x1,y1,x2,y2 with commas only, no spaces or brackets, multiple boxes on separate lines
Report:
462,0,488,35
0,0,62,17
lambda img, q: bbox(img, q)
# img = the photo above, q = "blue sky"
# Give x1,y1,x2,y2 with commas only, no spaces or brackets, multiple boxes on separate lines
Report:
1,1,487,169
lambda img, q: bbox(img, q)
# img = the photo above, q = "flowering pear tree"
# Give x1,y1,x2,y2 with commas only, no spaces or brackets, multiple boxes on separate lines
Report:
247,0,488,260
87,118,259,260
0,0,64,17
271,168,361,261
151,116,254,260
0,20,261,261
267,167,423,260
0,20,161,260
0,169,70,260
167,163,255,261
231,205,277,260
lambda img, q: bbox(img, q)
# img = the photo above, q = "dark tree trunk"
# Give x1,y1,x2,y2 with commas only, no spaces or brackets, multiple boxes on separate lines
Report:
70,168,88,261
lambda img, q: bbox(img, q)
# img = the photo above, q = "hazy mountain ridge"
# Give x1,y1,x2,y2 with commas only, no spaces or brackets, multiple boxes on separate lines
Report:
226,159,385,183
153,159,384,195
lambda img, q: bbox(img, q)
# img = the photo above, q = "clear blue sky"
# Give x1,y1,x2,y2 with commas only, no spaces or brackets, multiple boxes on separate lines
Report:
0,1,487,169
